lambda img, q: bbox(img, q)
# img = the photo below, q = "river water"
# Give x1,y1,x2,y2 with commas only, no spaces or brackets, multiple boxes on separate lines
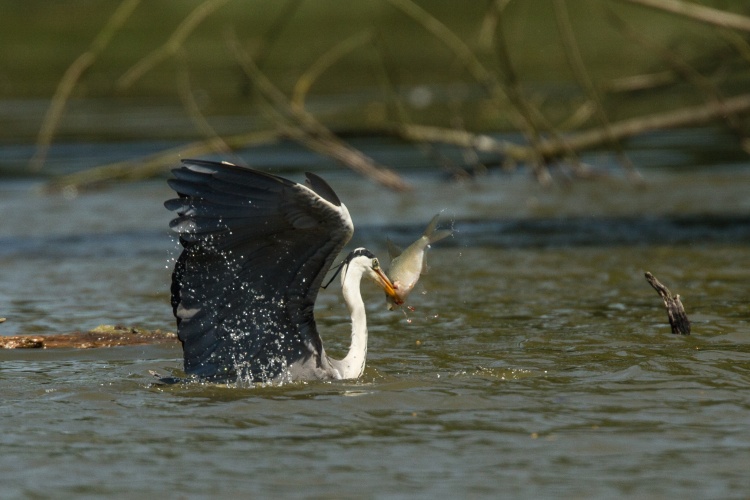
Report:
1,139,749,498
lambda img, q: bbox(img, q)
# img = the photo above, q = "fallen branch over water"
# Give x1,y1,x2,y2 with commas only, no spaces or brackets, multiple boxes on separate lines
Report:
229,31,412,192
45,130,281,192
397,93,750,163
620,0,750,33
645,272,691,335
45,91,750,192
0,324,177,349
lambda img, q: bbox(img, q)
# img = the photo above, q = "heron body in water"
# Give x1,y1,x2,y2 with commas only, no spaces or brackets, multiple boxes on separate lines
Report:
165,159,399,384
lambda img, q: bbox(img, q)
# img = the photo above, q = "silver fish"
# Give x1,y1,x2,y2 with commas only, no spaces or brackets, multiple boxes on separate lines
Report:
386,214,452,310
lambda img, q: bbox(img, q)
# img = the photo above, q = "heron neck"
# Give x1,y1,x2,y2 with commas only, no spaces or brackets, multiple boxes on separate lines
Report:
337,265,368,379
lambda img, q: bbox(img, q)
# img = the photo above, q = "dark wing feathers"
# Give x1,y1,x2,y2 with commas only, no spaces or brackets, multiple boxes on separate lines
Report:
304,171,341,207
165,159,353,382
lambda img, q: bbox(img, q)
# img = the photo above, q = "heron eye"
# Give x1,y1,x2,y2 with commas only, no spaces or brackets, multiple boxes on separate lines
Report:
372,258,380,270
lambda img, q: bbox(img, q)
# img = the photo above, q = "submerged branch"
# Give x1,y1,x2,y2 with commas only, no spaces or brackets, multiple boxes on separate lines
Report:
644,272,691,335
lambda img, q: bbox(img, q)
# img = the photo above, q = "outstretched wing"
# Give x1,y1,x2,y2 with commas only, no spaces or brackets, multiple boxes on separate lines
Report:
165,159,353,382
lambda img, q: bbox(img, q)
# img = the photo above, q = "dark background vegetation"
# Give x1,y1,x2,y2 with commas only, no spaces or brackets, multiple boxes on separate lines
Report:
2,0,750,184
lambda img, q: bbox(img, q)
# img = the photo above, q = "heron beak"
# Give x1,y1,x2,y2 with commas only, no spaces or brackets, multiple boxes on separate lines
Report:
374,268,402,304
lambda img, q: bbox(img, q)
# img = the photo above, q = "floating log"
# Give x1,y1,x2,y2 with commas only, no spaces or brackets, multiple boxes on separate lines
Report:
0,324,177,349
644,272,691,335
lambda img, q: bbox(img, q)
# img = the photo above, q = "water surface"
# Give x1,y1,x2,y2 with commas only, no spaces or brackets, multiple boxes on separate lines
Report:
1,158,749,498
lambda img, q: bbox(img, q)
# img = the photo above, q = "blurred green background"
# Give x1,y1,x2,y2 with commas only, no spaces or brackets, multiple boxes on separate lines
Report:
2,0,750,177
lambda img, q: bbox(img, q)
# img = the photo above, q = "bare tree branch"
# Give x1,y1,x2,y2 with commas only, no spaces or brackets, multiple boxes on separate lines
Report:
29,0,141,171
117,0,230,90
618,0,750,32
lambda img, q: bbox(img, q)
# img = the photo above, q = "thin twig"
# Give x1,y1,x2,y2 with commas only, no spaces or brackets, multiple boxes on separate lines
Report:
385,0,562,180
478,0,512,51
117,0,230,90
292,32,373,111
370,33,474,180
228,31,411,191
720,29,750,65
553,0,642,183
482,2,597,180
564,93,750,151
250,0,304,72
619,0,750,33
176,54,238,162
606,71,677,93
396,92,750,162
607,9,745,134
492,11,553,183
45,130,280,192
29,0,141,172
384,0,503,96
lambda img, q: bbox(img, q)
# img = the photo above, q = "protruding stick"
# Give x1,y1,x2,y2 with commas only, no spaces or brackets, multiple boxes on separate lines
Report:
645,272,691,335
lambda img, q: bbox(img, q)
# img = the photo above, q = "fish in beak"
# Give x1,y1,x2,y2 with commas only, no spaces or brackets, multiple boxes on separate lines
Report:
385,214,452,310
372,261,402,305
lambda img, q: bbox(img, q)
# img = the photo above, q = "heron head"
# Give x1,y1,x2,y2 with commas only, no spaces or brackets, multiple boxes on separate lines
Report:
342,248,400,303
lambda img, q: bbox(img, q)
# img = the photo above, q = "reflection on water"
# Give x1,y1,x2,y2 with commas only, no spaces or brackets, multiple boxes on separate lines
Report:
1,158,750,497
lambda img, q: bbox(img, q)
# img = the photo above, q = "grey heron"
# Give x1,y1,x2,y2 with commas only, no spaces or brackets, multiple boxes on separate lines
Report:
165,159,400,384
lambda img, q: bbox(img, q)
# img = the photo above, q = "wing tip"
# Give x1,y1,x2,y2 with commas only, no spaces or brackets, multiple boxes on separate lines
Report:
305,171,342,207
